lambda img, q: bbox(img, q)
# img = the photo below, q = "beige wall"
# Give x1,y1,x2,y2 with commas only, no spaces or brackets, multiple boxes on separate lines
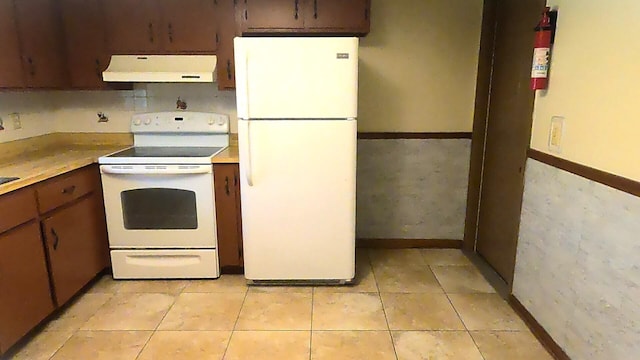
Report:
358,0,483,132
1,1,485,139
531,0,640,181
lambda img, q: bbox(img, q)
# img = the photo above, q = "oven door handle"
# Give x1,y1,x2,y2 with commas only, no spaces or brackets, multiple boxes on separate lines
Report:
100,165,212,175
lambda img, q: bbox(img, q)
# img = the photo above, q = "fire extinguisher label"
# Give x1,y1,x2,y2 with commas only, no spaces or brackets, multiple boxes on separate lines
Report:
531,47,550,78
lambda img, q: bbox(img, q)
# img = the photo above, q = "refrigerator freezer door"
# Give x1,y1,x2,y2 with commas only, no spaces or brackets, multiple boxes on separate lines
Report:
238,119,356,281
235,37,358,120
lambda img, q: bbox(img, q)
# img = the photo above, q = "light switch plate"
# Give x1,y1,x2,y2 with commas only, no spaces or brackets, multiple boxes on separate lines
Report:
10,113,21,130
548,116,564,153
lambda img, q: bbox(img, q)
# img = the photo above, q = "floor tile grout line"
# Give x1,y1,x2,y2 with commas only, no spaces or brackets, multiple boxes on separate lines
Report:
368,249,399,360
437,266,489,360
133,290,182,360
221,288,250,359
426,257,493,358
47,281,119,360
309,288,314,360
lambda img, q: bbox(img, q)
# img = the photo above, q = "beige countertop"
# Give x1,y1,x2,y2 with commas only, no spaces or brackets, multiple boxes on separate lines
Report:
212,145,239,164
0,134,239,196
0,145,127,196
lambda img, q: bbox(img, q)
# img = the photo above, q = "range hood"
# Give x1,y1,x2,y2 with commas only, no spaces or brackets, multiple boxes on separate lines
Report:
102,55,217,83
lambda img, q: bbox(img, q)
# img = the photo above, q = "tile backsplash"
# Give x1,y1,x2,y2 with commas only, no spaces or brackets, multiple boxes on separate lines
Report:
0,84,237,143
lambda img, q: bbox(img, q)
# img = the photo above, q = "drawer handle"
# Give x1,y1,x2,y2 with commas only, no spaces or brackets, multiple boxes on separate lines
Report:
62,185,76,195
51,228,60,250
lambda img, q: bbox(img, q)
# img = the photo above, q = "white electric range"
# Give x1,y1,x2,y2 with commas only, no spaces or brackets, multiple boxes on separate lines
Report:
98,111,229,279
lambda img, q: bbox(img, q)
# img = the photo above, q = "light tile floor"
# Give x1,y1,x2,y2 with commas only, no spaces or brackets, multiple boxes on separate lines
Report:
9,249,554,360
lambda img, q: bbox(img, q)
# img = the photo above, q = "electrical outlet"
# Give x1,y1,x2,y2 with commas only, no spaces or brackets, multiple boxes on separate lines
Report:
10,113,21,130
548,116,564,153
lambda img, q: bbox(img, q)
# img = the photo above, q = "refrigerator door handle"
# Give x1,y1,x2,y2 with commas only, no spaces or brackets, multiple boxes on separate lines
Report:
245,120,254,186
242,50,254,186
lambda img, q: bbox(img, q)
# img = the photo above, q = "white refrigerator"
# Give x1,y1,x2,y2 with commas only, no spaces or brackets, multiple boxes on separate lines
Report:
234,37,358,283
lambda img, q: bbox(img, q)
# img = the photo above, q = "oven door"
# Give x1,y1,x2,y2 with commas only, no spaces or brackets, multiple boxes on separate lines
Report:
100,164,216,248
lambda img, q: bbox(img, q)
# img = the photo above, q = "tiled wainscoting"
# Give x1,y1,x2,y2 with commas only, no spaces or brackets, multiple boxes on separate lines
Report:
513,159,640,359
356,138,471,241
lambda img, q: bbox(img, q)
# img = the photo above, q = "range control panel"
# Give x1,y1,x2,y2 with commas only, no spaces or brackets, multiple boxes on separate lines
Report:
130,111,229,134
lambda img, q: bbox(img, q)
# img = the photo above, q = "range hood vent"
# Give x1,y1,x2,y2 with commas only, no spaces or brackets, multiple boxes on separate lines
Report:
102,55,217,83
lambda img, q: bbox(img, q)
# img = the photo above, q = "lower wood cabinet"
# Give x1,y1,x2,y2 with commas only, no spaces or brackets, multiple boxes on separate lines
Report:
42,193,109,306
213,163,244,272
0,222,55,352
0,164,109,356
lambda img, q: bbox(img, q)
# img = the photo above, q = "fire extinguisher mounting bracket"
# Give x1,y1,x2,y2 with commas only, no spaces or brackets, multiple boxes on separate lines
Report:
534,9,558,45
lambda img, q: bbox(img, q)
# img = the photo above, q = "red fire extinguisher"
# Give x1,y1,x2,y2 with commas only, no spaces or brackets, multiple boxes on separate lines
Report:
531,7,553,90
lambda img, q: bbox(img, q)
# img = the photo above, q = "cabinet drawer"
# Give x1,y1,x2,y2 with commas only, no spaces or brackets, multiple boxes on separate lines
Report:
0,188,37,233
111,249,219,279
36,166,98,214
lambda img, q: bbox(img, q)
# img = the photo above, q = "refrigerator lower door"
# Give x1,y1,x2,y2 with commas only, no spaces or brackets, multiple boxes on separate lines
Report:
239,119,356,281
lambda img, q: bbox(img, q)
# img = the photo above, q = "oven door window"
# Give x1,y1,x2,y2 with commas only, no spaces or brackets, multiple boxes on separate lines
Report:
121,188,198,230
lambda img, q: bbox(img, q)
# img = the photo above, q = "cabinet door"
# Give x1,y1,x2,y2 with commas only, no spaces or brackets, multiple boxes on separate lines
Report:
216,0,236,90
14,0,69,88
303,0,369,32
0,0,25,88
103,0,161,54
241,0,304,31
159,0,217,53
43,194,109,307
0,223,55,351
214,164,244,270
60,0,111,88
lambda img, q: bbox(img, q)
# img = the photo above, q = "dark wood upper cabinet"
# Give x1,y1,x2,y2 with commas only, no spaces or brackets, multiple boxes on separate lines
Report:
60,0,111,88
239,0,370,34
304,0,370,33
216,0,237,90
241,0,305,31
159,0,218,53
103,0,161,54
0,0,25,88
104,0,218,54
14,0,69,88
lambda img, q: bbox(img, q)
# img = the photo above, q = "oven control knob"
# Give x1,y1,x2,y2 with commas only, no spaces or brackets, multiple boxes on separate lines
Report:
144,118,152,125
133,119,141,126
208,118,215,125
216,117,225,126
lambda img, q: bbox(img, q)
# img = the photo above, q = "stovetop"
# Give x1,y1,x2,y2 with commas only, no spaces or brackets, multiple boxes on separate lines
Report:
99,112,230,165
108,146,224,158
99,146,227,165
